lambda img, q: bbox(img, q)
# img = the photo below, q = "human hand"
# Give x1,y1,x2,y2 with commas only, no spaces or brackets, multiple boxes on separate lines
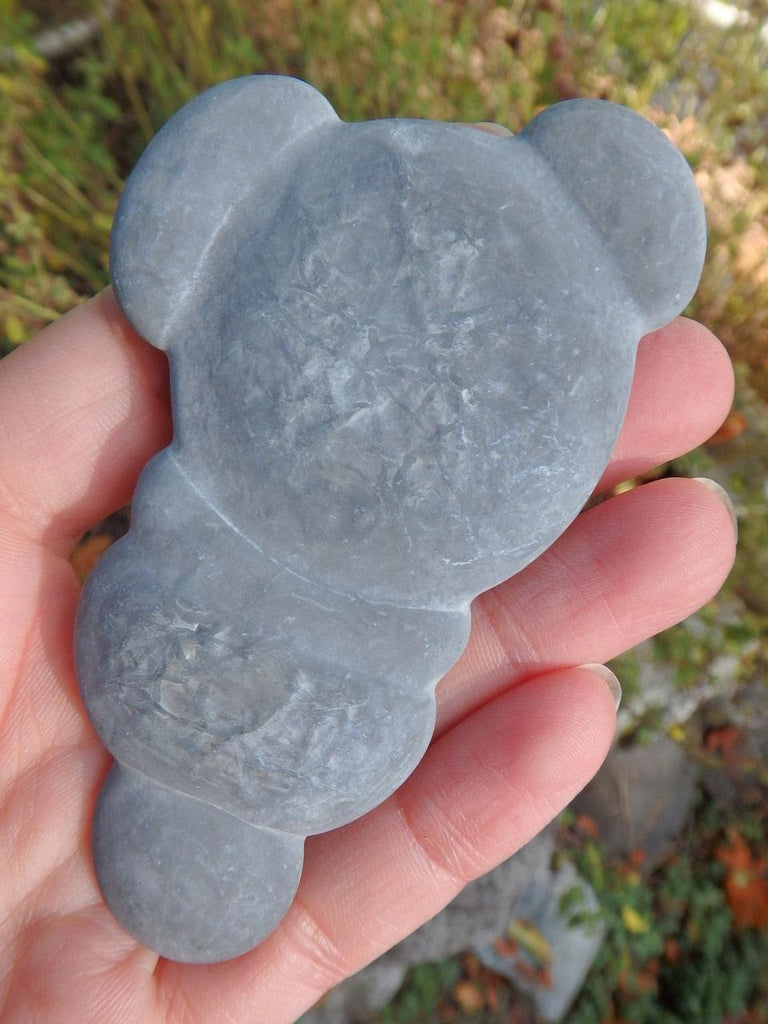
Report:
0,290,735,1022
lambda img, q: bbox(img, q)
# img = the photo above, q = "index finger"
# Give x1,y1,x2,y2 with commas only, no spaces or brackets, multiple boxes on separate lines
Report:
0,290,170,553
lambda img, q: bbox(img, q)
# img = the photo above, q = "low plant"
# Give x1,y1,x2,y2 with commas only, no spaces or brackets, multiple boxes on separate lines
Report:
560,784,768,1024
3,0,768,395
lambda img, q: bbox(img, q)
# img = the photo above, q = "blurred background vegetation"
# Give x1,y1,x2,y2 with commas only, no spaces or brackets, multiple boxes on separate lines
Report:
1,1,766,1020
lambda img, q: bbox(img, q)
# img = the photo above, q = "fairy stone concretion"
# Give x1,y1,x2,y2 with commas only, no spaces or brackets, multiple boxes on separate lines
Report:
75,75,706,963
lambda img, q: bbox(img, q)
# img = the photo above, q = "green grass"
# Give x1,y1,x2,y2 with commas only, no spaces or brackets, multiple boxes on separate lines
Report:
3,0,768,372
561,787,768,1024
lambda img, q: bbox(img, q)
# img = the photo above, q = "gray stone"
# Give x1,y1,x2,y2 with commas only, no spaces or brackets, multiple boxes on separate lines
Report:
616,634,742,737
301,828,605,1024
570,735,698,872
474,856,605,1024
74,74,706,962
302,830,557,1023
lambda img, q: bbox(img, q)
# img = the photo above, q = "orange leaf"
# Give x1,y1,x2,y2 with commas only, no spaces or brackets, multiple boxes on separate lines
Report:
628,848,648,869
716,829,753,871
706,725,743,759
575,813,599,839
514,958,554,990
664,936,681,963
636,968,659,994
70,534,112,583
716,830,768,930
492,936,518,958
724,872,768,930
454,980,485,1012
707,410,748,445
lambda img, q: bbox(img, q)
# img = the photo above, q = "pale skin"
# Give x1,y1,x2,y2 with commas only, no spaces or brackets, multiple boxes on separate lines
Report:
0,289,736,1023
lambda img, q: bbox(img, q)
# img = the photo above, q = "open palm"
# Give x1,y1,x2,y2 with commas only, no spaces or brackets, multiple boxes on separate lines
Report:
0,291,735,1022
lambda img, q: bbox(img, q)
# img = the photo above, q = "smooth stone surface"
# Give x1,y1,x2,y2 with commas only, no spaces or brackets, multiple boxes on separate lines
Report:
75,74,706,962
93,763,304,963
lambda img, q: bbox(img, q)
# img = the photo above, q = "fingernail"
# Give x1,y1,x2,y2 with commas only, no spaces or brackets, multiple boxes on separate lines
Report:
469,121,514,137
580,663,622,711
693,477,738,538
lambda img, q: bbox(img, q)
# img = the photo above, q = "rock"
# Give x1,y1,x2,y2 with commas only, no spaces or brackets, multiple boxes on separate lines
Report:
75,75,706,961
570,735,698,871
616,634,740,738
474,855,605,1024
302,827,605,1024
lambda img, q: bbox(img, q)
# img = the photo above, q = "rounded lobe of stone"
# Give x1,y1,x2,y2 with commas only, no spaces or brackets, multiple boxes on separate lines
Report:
93,762,304,963
76,75,708,962
521,99,707,332
109,75,338,348
168,117,640,604
77,450,467,834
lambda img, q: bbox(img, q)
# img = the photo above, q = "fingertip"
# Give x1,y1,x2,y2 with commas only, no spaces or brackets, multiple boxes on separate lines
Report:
670,316,735,420
578,662,622,711
434,666,620,839
642,317,735,426
619,476,737,618
0,290,171,549
671,473,738,555
691,477,738,539
516,667,619,787
600,316,735,492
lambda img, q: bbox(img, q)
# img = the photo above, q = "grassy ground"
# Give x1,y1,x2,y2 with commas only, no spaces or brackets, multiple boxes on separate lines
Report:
3,0,768,378
1,1,766,1021
372,774,768,1023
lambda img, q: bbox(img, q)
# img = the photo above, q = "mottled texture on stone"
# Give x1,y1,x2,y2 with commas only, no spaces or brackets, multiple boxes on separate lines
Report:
75,75,706,962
